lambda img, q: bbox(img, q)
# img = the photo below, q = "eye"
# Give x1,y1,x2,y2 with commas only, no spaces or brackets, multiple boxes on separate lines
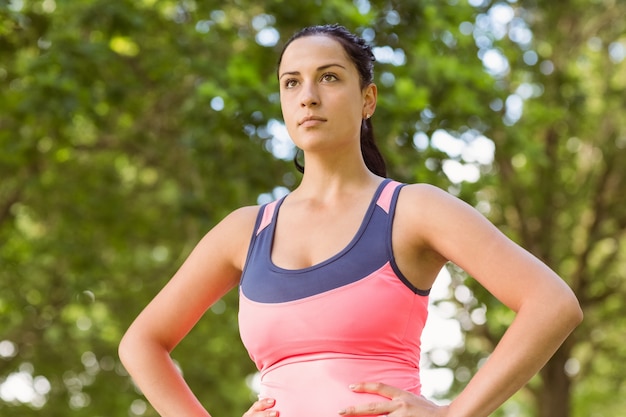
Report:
283,79,298,89
321,73,338,82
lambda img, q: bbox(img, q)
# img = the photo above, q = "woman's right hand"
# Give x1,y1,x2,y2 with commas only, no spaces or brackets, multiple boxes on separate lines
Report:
243,397,279,417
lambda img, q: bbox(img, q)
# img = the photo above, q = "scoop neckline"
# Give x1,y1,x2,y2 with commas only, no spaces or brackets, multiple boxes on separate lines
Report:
267,179,391,274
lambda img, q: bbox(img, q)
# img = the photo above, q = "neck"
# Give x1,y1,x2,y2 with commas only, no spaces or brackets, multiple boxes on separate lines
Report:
293,154,383,202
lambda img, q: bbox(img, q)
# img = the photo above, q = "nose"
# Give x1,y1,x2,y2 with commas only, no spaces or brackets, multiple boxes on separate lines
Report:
300,81,319,107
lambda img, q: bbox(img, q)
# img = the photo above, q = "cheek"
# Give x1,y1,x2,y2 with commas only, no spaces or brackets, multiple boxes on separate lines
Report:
279,103,297,138
279,94,295,119
280,94,292,108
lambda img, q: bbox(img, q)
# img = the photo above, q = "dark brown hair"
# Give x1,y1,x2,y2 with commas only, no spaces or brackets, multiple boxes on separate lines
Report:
277,24,387,177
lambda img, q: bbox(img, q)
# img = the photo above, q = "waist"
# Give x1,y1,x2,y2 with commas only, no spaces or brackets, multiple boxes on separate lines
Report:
258,355,421,417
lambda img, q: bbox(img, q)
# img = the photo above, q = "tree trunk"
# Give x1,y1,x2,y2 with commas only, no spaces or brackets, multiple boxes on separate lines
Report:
537,342,573,417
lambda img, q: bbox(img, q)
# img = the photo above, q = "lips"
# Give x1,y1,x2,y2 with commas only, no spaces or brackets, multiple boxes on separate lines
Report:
298,115,327,126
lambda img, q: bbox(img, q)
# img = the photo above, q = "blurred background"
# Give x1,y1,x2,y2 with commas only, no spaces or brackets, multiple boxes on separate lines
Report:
1,0,625,416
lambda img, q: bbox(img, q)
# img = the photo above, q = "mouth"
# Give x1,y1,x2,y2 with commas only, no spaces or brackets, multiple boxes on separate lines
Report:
298,115,327,126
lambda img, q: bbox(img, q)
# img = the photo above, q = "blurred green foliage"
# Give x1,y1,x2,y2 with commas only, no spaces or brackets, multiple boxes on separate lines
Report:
1,1,625,416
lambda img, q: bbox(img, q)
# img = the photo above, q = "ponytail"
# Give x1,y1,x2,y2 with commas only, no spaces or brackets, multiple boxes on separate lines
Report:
360,118,386,177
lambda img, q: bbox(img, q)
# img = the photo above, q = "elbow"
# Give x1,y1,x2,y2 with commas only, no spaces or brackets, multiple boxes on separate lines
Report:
533,284,583,335
118,332,136,370
571,297,584,328
118,328,148,372
118,326,171,374
559,289,584,331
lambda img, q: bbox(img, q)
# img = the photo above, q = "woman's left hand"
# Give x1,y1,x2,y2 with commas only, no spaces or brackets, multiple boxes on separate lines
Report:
338,382,448,417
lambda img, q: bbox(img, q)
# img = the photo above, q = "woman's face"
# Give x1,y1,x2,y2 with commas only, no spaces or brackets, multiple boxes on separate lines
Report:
278,35,376,154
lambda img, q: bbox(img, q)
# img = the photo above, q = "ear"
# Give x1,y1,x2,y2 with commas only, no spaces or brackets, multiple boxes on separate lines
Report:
362,83,377,118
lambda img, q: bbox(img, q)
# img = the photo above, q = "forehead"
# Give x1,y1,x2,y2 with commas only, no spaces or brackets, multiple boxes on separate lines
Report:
279,35,352,71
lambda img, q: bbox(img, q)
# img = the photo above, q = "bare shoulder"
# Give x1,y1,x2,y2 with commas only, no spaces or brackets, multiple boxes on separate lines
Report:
219,204,261,235
203,204,261,270
395,182,501,258
396,183,477,230
398,182,463,209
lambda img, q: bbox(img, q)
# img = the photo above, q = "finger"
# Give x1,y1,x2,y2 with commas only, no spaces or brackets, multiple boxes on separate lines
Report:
256,398,276,410
348,382,404,399
338,399,390,416
244,398,277,416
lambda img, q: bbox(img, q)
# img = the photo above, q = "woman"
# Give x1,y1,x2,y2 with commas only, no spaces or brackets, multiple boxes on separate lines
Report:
119,24,582,417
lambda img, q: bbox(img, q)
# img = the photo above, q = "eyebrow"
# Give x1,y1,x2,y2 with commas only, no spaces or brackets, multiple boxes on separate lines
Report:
279,63,347,80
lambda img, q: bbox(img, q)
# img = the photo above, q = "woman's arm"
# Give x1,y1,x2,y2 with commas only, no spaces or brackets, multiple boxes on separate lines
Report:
410,184,583,417
118,206,259,417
